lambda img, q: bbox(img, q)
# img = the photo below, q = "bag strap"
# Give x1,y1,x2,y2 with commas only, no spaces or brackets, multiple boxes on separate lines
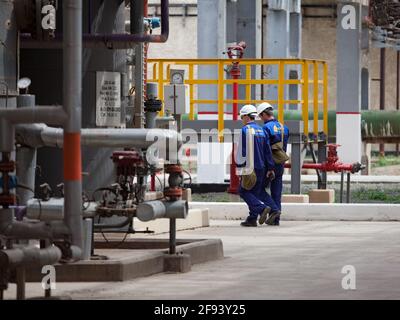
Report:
279,122,284,145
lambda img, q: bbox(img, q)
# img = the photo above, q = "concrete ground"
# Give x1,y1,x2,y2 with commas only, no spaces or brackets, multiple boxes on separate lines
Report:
4,220,400,300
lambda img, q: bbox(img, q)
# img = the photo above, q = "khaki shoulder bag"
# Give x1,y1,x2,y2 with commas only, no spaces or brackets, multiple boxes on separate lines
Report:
271,123,289,165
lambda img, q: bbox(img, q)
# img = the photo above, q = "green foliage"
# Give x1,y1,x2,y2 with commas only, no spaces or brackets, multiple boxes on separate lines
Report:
372,156,400,168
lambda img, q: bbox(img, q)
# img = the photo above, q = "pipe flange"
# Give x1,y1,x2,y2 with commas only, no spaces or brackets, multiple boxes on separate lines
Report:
144,99,162,113
0,162,16,173
165,164,183,174
0,195,16,207
164,187,183,198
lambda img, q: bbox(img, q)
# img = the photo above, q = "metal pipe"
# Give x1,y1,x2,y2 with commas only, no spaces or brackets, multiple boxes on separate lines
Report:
20,0,170,49
16,95,37,206
346,172,351,203
379,47,386,156
0,107,67,125
169,218,176,254
0,246,62,269
136,200,188,222
16,125,183,151
397,51,399,156
340,171,344,203
16,267,26,300
132,0,145,129
0,208,70,240
63,0,84,254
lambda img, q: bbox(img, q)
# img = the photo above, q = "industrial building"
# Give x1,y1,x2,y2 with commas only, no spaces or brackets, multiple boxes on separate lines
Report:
1,0,400,302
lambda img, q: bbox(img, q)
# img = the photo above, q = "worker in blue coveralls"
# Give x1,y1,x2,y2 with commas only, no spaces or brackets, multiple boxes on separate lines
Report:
257,102,289,226
236,105,280,227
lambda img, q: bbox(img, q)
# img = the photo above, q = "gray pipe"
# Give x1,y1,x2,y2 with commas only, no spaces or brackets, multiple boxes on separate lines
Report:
0,246,62,269
16,125,183,151
63,0,84,254
26,198,64,221
0,106,66,125
136,200,188,222
16,95,37,206
0,208,70,240
20,0,170,49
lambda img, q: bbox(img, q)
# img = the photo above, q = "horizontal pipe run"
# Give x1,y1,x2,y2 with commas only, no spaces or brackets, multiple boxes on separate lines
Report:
16,125,183,150
0,107,67,125
0,208,70,240
27,198,64,221
0,246,62,269
20,0,169,49
137,200,188,222
284,162,356,173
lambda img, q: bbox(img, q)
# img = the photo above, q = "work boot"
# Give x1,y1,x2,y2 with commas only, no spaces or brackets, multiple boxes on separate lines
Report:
240,219,257,227
266,210,281,225
258,206,271,225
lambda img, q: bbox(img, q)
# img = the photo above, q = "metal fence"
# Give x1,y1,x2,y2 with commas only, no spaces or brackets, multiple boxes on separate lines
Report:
147,58,328,140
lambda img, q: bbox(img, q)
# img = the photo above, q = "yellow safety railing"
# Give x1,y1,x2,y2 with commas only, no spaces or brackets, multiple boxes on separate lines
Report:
147,58,328,141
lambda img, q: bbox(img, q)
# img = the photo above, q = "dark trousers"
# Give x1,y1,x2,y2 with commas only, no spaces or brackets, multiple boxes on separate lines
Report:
239,168,278,222
270,164,284,222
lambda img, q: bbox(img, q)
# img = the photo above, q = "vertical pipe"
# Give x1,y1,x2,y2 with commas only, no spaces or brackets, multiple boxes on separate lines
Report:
16,267,26,300
169,218,176,254
303,61,309,137
290,133,302,194
16,95,36,205
245,65,251,104
397,51,399,156
218,61,225,142
132,0,145,128
340,171,344,203
189,64,194,120
313,62,319,138
278,61,285,124
158,62,164,116
317,139,327,190
228,63,240,194
323,63,328,135
63,0,84,254
379,48,385,157
346,172,351,203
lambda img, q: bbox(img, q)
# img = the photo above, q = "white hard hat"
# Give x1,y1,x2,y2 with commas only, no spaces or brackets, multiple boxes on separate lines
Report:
257,102,274,115
239,104,257,117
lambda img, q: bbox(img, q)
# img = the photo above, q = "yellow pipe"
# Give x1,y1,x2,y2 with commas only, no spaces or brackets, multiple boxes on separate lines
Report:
278,61,285,124
166,64,171,82
158,62,164,116
218,60,225,142
323,63,329,135
246,65,251,102
303,61,309,136
313,61,319,136
189,64,194,120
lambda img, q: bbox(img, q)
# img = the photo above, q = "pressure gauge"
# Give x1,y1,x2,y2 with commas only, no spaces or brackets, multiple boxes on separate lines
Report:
170,69,185,85
18,77,31,90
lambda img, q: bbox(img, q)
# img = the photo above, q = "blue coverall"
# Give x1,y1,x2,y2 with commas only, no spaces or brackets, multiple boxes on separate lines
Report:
262,119,289,222
236,122,279,223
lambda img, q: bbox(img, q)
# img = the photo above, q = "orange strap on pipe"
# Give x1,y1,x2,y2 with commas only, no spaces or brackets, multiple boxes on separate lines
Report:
63,132,82,181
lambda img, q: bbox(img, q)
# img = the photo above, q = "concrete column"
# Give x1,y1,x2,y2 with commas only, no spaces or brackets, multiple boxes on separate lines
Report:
226,0,237,44
336,1,362,163
197,0,226,117
265,0,290,104
289,1,302,111
236,0,262,103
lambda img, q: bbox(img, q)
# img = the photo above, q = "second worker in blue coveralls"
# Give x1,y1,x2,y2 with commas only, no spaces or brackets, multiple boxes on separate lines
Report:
257,102,290,226
236,105,281,227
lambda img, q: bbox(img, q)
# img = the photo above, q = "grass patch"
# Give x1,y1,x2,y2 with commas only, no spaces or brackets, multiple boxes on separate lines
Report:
347,187,400,203
372,156,400,168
